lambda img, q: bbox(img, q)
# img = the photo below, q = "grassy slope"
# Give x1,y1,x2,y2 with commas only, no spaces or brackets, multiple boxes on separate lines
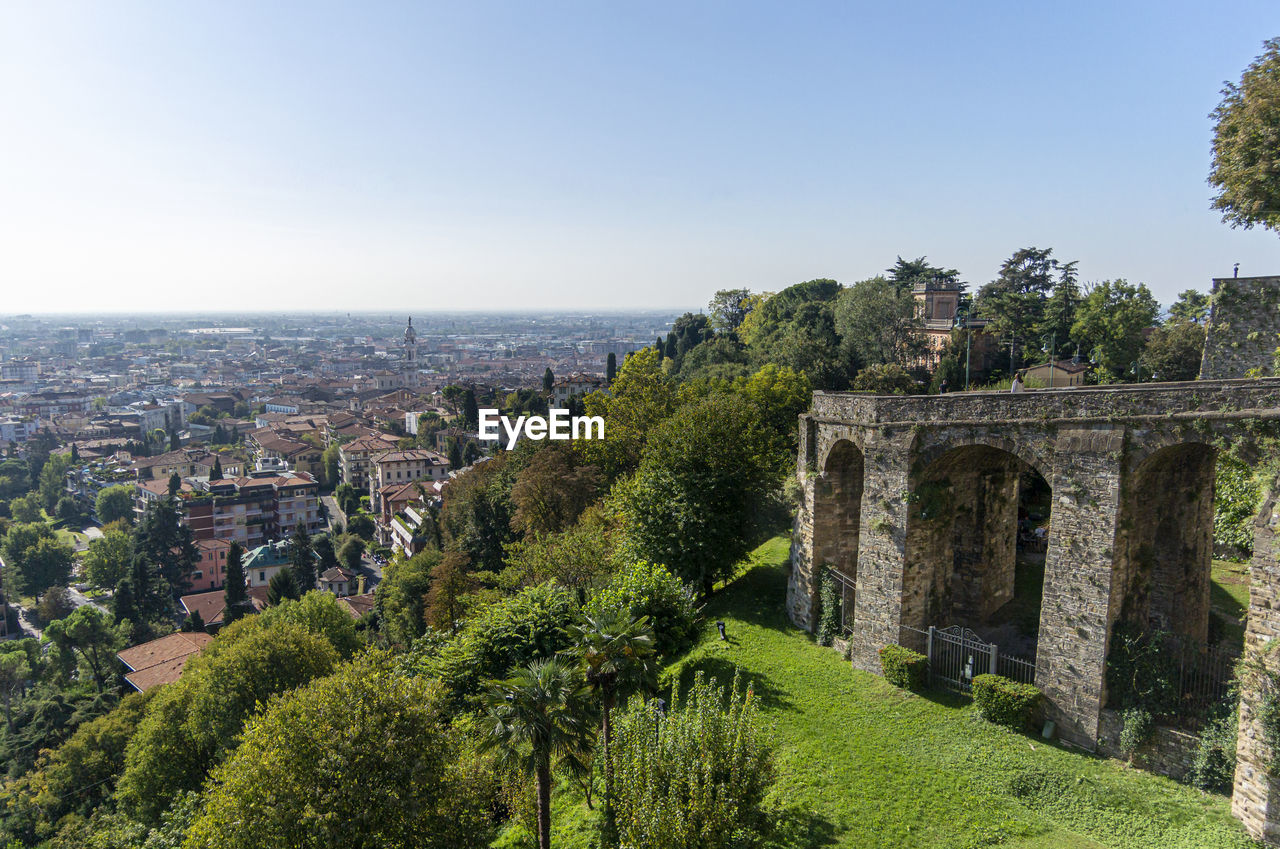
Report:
515,537,1257,849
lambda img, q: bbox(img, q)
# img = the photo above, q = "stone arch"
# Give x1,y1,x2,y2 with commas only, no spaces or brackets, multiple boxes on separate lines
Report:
902,443,1052,656
912,430,1053,486
1112,440,1219,644
815,439,863,578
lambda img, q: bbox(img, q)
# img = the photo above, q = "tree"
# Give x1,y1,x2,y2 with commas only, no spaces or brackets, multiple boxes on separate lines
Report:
462,388,479,432
563,610,655,823
94,485,135,525
1169,289,1210,324
609,672,775,849
259,591,362,659
167,472,181,498
481,659,592,849
426,550,473,633
320,444,340,487
1209,38,1280,233
9,494,42,524
707,288,752,335
852,362,918,394
886,255,962,287
510,445,601,536
38,453,72,512
210,456,223,481
183,654,494,849
576,347,677,483
974,247,1075,368
614,393,781,598
502,508,616,595
346,513,375,540
267,568,301,606
117,620,340,824
542,367,555,393
606,352,617,384
223,540,251,624
45,606,128,693
132,496,198,604
290,522,315,591
1070,279,1161,382
334,482,359,517
375,549,439,646
1,524,73,601
833,276,926,370
1141,319,1206,382
0,648,30,731
312,533,338,571
338,535,365,571
55,495,80,525
83,527,133,589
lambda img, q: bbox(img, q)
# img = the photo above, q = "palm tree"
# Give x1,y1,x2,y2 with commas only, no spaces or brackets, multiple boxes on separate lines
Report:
481,659,592,849
563,610,655,821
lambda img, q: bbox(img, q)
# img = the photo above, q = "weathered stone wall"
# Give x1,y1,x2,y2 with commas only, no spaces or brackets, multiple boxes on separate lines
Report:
1234,482,1280,844
1097,710,1199,780
1201,276,1280,380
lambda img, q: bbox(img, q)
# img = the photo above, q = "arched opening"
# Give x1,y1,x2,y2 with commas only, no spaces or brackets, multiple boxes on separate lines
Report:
812,440,863,632
1113,443,1217,644
903,444,1051,660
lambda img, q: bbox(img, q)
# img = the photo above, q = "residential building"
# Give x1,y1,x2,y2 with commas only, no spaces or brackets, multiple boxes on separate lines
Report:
1023,359,1090,388
179,586,270,632
242,539,293,588
338,433,399,489
369,449,449,513
551,373,606,406
134,471,322,549
189,538,232,592
319,565,357,597
117,632,213,692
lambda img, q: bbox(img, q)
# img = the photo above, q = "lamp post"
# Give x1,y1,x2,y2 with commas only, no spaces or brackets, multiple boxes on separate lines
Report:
1041,334,1057,388
1130,360,1142,383
953,306,972,391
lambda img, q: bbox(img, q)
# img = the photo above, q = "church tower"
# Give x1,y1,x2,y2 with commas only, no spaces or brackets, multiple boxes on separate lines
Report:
402,317,418,389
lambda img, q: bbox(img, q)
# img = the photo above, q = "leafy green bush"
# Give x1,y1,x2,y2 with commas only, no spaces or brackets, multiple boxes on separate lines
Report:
429,582,578,707
1214,457,1263,558
610,671,775,849
816,572,839,647
1190,702,1239,793
1119,707,1154,756
1105,622,1179,716
588,560,699,657
879,644,927,690
972,674,1043,729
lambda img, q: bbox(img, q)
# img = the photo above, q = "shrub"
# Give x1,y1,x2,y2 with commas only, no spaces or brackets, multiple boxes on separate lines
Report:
1190,702,1239,793
588,560,699,657
610,671,775,849
879,644,927,690
1118,707,1154,756
972,674,1043,729
816,572,839,647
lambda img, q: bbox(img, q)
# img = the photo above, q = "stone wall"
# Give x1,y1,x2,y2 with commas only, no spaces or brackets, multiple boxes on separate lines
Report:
1234,481,1280,844
1097,710,1199,780
1201,276,1280,380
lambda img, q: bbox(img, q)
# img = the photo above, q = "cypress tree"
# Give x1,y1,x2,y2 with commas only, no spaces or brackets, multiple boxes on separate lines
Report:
543,367,555,392
210,456,223,481
223,540,249,623
664,332,677,361
462,389,479,431
606,352,617,384
655,337,664,360
168,472,182,498
290,522,315,591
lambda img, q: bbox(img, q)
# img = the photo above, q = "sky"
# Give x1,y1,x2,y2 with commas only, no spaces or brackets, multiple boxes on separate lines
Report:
2,1,1279,314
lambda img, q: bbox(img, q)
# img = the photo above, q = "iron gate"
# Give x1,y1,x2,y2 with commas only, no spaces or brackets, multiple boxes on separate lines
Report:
924,625,1036,695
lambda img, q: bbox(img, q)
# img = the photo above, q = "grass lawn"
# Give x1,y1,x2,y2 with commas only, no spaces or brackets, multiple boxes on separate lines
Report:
513,537,1259,849
1211,560,1250,648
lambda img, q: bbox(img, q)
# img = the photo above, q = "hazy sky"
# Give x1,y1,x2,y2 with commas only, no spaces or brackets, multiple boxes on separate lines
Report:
3,1,1279,314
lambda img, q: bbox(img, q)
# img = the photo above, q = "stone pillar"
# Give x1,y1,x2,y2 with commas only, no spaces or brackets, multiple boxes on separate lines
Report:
787,416,818,631
849,428,914,672
1233,483,1280,845
1035,426,1125,749
949,455,1020,624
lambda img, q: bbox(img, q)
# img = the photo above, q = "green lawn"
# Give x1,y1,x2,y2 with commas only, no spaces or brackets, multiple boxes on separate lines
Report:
1211,560,1250,647
516,537,1258,849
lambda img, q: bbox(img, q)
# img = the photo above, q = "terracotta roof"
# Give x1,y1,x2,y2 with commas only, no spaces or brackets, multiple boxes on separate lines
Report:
338,592,376,619
117,632,213,692
373,449,448,464
180,586,270,627
320,566,356,583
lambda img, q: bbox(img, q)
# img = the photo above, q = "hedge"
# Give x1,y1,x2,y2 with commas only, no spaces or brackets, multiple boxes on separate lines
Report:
972,674,1043,729
879,644,927,690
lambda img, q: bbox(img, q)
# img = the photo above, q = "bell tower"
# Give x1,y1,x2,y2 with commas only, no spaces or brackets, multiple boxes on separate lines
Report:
402,316,418,389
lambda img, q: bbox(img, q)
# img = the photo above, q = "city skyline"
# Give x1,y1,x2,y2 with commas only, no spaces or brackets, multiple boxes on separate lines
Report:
3,1,1280,313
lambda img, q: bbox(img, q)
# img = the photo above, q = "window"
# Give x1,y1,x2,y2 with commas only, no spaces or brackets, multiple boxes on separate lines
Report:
259,571,266,582
192,570,203,579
